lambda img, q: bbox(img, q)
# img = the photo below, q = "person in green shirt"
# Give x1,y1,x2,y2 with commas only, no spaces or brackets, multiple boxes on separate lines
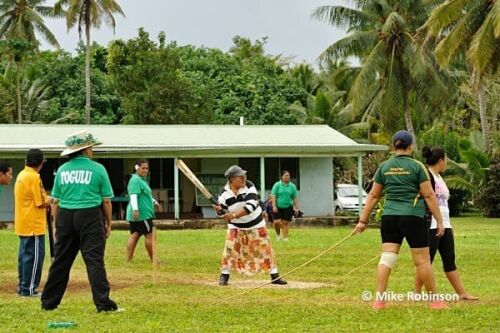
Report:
353,130,446,310
271,170,299,241
41,130,120,313
126,159,161,262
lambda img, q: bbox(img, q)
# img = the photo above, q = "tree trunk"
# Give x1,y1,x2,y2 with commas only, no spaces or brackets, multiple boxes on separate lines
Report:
402,89,417,152
399,60,417,152
478,81,490,154
16,62,22,124
85,20,91,124
395,55,417,151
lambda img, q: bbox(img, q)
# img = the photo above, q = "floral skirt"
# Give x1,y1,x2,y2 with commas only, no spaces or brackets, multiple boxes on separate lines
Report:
221,227,276,275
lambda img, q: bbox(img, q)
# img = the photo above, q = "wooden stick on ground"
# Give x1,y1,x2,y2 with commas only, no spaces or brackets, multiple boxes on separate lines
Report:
152,222,158,285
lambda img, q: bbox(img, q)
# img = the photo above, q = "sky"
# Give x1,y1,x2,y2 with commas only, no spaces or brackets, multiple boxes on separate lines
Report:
41,0,348,66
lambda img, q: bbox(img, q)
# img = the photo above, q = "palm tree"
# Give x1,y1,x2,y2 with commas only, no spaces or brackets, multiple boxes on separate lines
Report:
313,1,450,150
54,0,124,124
0,0,59,47
421,0,500,154
290,90,347,127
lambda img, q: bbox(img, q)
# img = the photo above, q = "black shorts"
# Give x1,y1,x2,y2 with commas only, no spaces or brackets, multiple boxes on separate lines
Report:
273,206,293,222
128,219,153,235
381,215,428,248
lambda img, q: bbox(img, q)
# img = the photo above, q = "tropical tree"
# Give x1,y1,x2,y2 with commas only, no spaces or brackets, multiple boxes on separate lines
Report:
445,142,489,194
289,63,323,95
21,78,49,123
289,90,346,127
421,0,500,154
0,0,59,47
54,0,124,124
313,0,450,150
0,38,36,123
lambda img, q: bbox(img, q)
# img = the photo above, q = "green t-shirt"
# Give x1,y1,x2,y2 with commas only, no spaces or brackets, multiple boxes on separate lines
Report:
271,181,298,209
51,156,114,209
126,174,155,221
374,155,430,217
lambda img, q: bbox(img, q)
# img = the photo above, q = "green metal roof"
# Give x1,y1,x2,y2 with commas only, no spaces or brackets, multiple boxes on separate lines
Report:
0,124,387,158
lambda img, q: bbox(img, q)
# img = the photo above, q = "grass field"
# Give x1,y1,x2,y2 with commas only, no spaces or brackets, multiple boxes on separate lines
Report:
0,216,499,332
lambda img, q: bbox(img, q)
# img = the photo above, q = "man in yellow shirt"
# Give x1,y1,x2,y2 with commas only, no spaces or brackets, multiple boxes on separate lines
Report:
14,149,49,297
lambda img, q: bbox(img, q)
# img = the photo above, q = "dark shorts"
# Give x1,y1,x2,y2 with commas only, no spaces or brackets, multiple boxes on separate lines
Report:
273,206,293,222
128,219,153,235
381,215,428,248
429,228,457,272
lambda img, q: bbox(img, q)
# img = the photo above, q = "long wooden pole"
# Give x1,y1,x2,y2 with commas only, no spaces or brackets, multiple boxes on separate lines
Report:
152,222,158,285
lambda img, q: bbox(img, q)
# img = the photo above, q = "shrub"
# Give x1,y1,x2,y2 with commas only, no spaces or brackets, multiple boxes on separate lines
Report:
476,159,500,217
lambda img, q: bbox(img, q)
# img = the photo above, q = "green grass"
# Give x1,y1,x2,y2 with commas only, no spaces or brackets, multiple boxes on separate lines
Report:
0,216,499,332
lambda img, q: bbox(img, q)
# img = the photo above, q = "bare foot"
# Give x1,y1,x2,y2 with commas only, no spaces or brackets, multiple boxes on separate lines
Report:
459,294,479,300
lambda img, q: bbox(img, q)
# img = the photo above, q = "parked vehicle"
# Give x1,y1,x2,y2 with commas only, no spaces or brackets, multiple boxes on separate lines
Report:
334,184,367,213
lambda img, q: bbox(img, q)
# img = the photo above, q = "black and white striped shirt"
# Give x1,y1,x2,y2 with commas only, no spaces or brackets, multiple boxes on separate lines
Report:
218,181,265,230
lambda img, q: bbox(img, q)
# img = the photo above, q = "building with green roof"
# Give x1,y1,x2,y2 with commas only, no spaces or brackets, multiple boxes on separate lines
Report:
0,124,387,221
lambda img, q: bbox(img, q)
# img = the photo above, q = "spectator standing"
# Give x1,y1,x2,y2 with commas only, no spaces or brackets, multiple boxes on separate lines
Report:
14,149,49,296
126,159,162,262
41,131,119,312
271,170,299,241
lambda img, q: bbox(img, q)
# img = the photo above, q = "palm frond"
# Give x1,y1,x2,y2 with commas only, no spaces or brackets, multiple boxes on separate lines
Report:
33,19,60,48
467,12,498,78
318,30,378,62
312,5,376,31
423,0,471,37
382,11,406,35
493,0,500,38
350,41,387,112
444,175,476,191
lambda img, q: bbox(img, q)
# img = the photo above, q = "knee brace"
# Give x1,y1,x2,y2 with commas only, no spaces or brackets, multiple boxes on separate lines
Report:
379,252,398,268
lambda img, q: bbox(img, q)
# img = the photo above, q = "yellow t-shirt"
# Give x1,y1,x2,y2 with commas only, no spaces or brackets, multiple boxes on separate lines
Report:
14,166,47,236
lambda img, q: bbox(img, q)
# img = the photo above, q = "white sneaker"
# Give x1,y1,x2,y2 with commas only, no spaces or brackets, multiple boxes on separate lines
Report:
282,238,289,242
276,235,282,241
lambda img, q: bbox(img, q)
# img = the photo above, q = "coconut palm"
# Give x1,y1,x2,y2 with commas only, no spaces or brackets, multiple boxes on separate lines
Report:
0,0,60,47
290,90,347,128
422,0,500,153
313,0,449,149
54,0,124,124
22,78,49,123
289,63,323,95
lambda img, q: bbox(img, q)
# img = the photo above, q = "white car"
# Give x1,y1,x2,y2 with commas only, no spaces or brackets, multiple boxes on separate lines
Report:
334,184,367,213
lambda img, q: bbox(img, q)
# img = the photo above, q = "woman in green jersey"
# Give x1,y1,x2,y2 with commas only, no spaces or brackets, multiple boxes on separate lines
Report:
354,130,446,310
126,160,161,262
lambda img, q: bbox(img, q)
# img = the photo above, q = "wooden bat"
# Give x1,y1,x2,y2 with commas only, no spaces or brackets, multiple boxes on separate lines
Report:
175,159,219,205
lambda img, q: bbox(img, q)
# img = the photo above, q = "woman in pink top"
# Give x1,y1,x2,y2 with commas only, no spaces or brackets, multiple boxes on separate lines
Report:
416,146,477,300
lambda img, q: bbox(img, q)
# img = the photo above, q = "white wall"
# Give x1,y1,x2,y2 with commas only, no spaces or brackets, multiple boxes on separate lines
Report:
299,157,334,216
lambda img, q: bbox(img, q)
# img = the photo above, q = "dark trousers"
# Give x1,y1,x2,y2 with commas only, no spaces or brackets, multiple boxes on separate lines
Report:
18,235,45,295
41,206,117,312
